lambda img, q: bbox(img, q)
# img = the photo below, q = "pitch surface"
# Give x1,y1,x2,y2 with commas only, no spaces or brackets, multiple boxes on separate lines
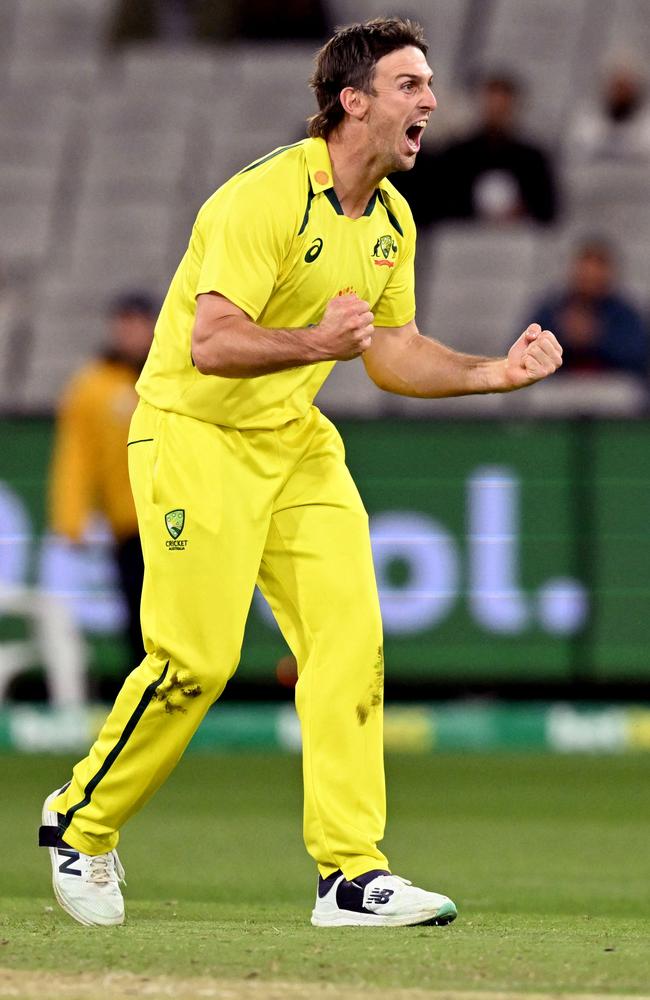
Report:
0,751,648,997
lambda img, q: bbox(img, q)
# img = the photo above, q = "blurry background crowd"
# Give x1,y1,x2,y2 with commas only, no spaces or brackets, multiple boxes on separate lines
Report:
1,0,650,417
1,0,650,721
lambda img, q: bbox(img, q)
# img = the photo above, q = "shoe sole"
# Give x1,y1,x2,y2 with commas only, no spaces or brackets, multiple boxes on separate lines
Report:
42,790,124,928
311,899,458,928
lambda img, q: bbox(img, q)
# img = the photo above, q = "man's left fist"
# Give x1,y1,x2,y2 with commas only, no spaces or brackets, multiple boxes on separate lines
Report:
504,323,563,389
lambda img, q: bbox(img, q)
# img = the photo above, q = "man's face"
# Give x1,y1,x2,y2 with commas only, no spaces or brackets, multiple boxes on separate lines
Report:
482,82,517,132
605,70,642,119
572,251,614,299
111,310,155,366
362,46,436,173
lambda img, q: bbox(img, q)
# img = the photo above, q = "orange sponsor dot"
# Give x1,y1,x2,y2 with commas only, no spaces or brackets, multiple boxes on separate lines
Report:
314,170,329,185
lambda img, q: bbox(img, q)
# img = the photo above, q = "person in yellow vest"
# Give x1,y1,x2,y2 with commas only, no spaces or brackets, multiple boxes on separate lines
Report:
40,18,562,929
48,293,157,677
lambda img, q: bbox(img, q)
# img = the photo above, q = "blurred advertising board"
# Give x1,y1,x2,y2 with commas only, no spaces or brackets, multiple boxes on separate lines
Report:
1,418,649,686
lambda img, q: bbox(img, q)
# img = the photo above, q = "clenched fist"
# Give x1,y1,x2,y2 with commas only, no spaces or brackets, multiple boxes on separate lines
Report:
311,294,375,361
504,324,563,389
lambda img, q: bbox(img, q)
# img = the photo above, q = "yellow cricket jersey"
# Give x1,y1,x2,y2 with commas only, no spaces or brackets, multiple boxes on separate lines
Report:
136,137,416,429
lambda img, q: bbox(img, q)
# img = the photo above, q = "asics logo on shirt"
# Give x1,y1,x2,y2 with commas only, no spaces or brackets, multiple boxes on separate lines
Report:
304,238,324,263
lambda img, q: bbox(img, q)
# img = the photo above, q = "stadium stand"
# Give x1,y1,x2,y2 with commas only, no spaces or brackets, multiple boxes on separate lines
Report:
473,0,590,143
0,0,648,414
328,0,472,86
416,224,539,357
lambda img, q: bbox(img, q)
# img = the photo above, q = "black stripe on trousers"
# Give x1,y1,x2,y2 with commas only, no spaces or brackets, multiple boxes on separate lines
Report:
58,661,170,839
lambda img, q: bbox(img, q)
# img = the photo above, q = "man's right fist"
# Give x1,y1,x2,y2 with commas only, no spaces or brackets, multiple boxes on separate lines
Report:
312,294,375,361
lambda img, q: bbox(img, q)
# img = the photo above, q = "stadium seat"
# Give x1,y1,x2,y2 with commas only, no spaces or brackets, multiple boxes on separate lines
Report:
66,199,174,290
566,163,650,239
82,129,187,198
606,0,650,62
382,390,509,419
327,0,472,85
416,223,540,357
0,165,60,267
0,91,70,171
519,373,648,418
11,0,111,58
315,359,386,418
234,43,318,135
475,0,589,142
7,53,100,93
91,86,195,135
0,0,18,66
116,43,221,97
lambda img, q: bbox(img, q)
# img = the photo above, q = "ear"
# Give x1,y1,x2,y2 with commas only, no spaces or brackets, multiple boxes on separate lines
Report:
339,86,370,122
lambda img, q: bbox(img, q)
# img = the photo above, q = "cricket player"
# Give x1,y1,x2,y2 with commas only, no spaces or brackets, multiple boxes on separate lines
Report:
39,17,562,928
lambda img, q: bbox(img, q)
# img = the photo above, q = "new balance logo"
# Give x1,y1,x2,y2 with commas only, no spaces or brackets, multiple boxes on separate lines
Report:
57,848,82,876
367,887,394,904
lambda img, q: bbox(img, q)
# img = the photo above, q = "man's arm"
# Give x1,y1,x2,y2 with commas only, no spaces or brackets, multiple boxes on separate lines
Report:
362,320,562,397
191,292,375,377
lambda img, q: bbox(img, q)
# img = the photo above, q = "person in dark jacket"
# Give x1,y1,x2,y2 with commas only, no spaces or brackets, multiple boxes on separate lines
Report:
392,73,559,227
525,239,648,375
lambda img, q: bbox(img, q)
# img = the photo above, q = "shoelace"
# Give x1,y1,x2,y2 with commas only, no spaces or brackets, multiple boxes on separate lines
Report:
87,851,126,885
112,851,126,884
87,855,114,884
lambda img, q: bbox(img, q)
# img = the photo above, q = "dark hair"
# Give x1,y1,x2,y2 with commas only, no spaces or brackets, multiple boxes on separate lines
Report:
481,72,522,97
574,237,616,264
308,17,428,138
109,291,157,316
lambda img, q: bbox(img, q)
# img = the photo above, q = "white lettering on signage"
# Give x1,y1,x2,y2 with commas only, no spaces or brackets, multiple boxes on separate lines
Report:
370,511,458,633
0,466,588,639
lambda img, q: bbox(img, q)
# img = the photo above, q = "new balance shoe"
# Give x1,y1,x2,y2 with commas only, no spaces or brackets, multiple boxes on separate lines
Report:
39,787,126,927
311,868,457,927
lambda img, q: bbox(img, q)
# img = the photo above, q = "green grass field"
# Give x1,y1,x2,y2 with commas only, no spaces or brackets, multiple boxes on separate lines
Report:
1,751,649,999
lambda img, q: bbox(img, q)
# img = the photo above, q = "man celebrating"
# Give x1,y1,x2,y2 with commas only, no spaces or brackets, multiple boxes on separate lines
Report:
40,18,561,929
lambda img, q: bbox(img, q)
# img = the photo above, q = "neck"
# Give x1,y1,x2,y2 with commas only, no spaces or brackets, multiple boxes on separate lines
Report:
326,126,385,219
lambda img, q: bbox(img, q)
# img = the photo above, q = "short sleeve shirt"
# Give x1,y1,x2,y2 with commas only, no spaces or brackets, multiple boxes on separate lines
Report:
137,138,416,429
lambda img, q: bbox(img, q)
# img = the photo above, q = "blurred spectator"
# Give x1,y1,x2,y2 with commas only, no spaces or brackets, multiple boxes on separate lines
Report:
48,293,157,675
108,0,238,45
525,239,648,376
108,0,329,45
238,0,330,40
392,73,559,227
566,64,650,164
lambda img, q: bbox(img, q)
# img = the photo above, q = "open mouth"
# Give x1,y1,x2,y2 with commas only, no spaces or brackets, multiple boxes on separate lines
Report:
405,121,426,153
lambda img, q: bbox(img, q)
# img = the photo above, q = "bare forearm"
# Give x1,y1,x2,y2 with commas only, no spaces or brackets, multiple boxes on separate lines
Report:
192,292,375,377
366,330,510,398
192,315,319,377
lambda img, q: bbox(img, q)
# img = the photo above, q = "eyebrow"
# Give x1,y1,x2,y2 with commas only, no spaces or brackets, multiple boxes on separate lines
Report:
395,72,434,84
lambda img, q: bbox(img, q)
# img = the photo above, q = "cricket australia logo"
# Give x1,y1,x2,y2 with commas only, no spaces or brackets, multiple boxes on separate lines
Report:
165,509,188,550
372,234,398,268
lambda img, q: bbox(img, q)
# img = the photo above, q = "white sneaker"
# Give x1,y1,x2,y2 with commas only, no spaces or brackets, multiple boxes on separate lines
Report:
311,868,457,927
39,787,126,927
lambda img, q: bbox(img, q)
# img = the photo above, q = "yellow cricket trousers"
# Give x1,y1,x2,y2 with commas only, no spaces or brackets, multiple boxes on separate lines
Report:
53,400,388,879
